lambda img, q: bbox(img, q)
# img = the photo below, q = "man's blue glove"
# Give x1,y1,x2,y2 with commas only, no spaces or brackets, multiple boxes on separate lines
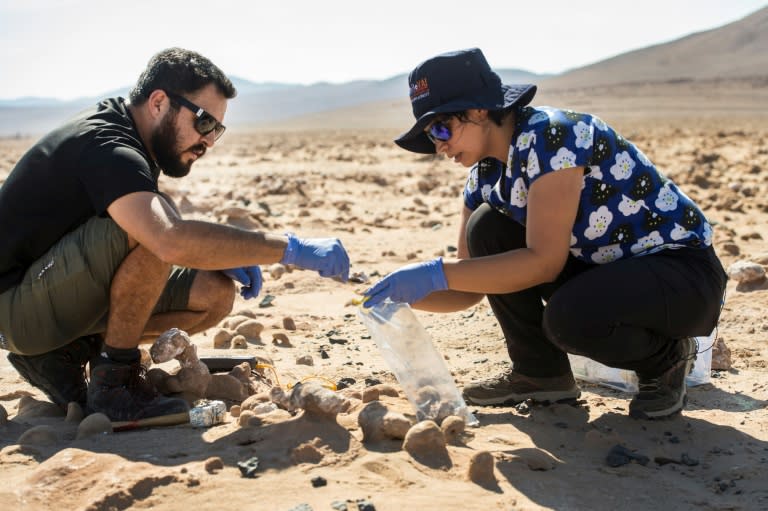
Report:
222,266,263,300
280,233,350,282
363,258,448,308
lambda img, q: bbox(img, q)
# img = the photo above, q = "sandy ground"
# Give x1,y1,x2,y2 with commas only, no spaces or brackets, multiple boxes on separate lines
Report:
1,104,767,511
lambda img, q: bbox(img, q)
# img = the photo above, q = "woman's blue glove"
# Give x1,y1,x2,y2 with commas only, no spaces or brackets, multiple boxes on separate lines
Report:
222,266,263,300
363,258,448,308
280,233,350,282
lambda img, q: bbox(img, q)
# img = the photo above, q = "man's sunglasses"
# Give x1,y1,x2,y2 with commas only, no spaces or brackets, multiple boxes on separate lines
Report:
164,90,226,141
425,119,452,144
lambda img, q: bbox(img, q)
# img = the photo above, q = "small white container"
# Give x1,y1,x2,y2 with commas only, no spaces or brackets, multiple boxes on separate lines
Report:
188,400,227,427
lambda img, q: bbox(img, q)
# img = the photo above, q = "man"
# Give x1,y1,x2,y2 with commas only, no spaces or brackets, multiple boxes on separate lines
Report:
0,48,350,421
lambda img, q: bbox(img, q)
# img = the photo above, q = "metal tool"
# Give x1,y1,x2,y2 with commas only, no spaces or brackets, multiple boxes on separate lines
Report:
111,400,227,432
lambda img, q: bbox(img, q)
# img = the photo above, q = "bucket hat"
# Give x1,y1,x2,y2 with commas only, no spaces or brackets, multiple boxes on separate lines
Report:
395,48,537,154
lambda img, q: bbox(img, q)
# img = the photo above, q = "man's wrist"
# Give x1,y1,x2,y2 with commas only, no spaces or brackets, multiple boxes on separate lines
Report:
280,233,299,265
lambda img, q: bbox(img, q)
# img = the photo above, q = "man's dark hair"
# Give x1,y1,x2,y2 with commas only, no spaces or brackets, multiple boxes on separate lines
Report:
129,47,237,104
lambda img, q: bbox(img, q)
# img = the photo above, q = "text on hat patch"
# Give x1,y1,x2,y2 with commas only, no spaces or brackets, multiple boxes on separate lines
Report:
410,78,429,102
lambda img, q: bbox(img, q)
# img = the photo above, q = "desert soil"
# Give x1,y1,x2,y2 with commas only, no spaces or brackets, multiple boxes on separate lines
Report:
0,103,767,511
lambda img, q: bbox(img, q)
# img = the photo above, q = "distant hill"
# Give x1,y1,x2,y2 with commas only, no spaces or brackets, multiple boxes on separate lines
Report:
279,6,768,131
0,67,545,137
1,5,766,137
225,68,545,129
542,6,768,89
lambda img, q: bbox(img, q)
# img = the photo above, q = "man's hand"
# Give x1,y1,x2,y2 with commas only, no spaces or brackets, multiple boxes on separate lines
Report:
280,233,350,282
222,266,263,300
363,258,448,308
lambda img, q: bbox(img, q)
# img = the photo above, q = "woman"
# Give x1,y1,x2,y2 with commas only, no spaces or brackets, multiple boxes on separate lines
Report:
363,48,727,420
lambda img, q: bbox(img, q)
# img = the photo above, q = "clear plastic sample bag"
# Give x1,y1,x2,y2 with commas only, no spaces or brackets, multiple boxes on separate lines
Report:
357,300,479,426
568,329,715,393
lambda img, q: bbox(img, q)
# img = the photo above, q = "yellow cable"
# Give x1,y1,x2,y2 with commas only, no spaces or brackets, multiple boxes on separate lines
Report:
254,363,282,388
255,363,337,391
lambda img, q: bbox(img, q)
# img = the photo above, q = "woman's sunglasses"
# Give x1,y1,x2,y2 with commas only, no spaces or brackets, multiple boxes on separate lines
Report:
425,119,452,144
164,90,226,141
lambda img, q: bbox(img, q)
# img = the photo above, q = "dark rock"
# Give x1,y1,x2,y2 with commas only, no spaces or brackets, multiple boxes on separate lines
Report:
356,499,377,511
237,456,260,478
336,377,357,390
606,444,649,467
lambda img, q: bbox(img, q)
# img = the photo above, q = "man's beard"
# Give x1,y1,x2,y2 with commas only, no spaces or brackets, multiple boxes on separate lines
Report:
151,111,206,178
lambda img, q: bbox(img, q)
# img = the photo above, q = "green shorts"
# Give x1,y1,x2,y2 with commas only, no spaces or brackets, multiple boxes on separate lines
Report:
0,217,197,355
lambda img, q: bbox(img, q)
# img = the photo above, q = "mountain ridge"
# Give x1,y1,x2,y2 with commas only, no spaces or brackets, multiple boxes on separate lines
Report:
1,6,765,136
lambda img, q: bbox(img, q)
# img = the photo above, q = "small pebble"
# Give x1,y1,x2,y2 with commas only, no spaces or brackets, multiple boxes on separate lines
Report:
296,354,314,366
268,263,286,280
76,413,113,439
231,334,248,349
18,425,58,446
237,456,260,478
283,317,297,330
65,402,85,423
238,410,256,427
356,499,377,511
204,456,224,473
336,377,356,390
468,451,496,485
213,329,233,349
310,476,327,487
441,415,466,444
16,396,64,418
515,401,531,415
403,420,448,461
606,444,649,467
726,261,765,283
273,333,292,347
236,320,265,339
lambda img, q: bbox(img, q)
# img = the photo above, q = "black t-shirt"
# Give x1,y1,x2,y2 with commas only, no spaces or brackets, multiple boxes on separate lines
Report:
0,97,160,293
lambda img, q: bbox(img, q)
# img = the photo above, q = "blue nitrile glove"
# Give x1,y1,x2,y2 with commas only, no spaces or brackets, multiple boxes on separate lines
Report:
222,266,263,300
363,258,448,308
280,233,350,282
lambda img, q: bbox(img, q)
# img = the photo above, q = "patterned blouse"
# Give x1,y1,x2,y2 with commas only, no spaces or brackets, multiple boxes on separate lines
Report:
463,106,713,264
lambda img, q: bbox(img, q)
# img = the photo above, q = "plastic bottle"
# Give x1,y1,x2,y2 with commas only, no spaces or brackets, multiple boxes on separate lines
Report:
357,300,479,426
567,328,715,393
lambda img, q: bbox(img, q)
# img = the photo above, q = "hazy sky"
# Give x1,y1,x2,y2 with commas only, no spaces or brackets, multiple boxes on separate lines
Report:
1,0,765,100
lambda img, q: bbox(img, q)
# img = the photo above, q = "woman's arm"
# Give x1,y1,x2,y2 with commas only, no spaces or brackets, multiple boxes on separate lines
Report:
441,166,584,294
414,204,485,312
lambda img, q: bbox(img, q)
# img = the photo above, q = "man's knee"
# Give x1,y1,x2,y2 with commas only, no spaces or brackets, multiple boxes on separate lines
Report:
189,270,236,320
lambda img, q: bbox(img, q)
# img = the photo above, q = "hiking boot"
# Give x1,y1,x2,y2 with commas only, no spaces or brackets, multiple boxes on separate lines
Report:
87,359,189,421
7,335,101,409
629,337,698,420
462,368,581,406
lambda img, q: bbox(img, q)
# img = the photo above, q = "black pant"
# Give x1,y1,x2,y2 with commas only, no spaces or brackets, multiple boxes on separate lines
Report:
466,204,728,377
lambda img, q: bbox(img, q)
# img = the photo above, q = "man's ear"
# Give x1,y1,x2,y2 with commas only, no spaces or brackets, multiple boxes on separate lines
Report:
147,89,170,120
